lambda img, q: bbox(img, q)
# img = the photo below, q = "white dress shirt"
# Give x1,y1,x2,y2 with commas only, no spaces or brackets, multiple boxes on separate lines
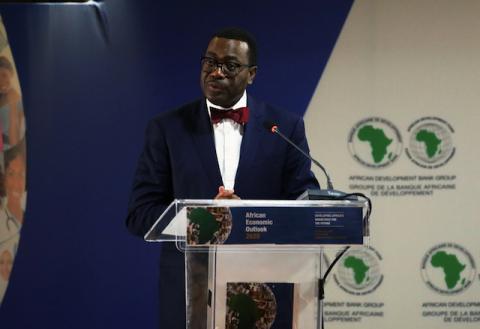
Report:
206,92,247,190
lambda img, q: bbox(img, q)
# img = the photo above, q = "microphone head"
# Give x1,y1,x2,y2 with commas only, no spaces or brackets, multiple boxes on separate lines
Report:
263,121,278,133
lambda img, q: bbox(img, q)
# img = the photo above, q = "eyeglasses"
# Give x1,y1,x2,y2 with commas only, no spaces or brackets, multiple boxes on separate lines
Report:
201,56,253,77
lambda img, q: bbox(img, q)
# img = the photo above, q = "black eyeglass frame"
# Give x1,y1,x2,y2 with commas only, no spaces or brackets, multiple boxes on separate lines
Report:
200,56,255,77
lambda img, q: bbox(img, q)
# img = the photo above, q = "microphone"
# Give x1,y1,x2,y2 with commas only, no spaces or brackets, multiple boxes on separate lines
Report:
263,121,352,200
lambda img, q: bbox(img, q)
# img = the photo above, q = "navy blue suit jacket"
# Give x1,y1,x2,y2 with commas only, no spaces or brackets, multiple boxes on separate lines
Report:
126,96,319,327
127,96,318,236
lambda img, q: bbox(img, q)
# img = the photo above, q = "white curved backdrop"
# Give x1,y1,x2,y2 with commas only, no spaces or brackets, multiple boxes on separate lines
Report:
306,0,480,328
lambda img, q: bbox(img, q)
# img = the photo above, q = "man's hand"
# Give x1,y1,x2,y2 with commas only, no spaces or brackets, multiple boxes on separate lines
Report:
214,186,240,199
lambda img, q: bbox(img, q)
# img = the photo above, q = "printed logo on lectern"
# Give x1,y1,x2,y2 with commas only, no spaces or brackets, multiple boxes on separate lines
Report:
421,243,476,295
405,117,455,169
348,117,402,168
333,246,383,295
226,282,277,329
186,207,232,245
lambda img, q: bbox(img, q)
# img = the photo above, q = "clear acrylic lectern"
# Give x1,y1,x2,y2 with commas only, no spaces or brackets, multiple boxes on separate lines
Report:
145,199,368,329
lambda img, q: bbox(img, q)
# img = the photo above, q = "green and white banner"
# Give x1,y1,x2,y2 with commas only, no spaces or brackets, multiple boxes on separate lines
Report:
0,15,27,305
306,0,480,327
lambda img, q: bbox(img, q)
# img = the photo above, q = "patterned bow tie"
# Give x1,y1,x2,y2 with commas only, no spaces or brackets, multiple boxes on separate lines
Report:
210,106,249,125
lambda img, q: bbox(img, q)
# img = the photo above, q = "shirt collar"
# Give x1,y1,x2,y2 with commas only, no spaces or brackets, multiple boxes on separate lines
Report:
206,91,247,117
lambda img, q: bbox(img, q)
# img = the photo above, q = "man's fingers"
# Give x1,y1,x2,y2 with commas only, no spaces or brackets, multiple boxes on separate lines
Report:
214,186,240,199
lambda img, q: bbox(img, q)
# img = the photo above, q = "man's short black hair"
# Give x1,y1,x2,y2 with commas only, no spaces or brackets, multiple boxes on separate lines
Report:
212,27,257,66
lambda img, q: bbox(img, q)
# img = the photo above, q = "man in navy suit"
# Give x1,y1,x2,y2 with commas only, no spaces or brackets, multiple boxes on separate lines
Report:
127,27,319,328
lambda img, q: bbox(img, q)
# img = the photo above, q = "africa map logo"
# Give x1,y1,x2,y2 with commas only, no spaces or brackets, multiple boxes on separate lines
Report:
348,117,402,168
421,243,476,295
333,246,383,295
349,116,455,169
405,117,455,169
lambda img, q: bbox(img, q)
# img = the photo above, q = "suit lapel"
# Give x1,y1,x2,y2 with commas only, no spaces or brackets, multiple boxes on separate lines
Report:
187,101,223,188
234,96,263,190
